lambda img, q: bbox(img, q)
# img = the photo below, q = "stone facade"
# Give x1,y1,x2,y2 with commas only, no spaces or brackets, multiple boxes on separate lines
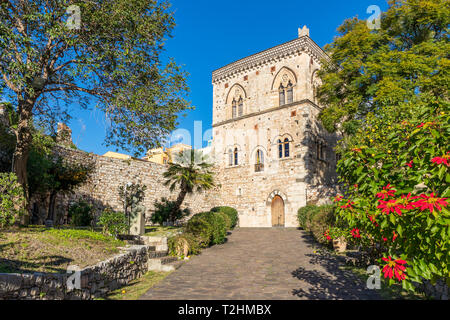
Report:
210,27,340,227
31,145,221,224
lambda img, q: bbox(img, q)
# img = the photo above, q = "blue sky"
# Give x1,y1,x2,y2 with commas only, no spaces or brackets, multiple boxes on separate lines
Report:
69,0,388,156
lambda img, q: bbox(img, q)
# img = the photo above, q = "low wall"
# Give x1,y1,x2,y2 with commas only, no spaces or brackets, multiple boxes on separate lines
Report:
0,245,158,300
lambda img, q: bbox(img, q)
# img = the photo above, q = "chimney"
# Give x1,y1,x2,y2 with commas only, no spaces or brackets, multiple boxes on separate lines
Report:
56,122,73,146
298,25,310,38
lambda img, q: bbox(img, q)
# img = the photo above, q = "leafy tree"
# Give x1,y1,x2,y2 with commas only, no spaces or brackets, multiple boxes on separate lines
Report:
0,172,26,227
163,150,215,220
0,0,191,199
317,0,449,136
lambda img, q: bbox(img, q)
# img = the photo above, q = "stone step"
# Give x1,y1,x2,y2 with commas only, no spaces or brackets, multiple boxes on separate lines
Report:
147,256,185,272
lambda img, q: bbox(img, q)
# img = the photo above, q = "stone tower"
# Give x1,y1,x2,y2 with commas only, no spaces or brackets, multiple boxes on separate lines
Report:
211,27,339,227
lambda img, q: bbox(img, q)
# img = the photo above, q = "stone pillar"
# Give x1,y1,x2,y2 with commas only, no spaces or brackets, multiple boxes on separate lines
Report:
130,203,145,236
56,123,73,146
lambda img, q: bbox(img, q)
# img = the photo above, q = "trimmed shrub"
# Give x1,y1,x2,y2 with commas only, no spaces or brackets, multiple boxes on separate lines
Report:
198,212,227,245
297,205,336,244
184,213,214,247
211,206,238,229
98,209,128,238
0,172,25,228
216,211,232,230
168,233,201,258
68,201,93,227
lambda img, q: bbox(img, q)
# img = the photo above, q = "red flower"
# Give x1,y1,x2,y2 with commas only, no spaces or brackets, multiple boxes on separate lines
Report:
377,199,403,215
382,256,407,282
417,123,425,128
413,193,448,214
368,214,379,227
392,231,398,242
399,193,418,210
351,228,361,238
382,237,388,242
353,184,358,189
323,230,332,241
405,160,413,168
376,184,396,200
340,200,355,210
431,153,450,167
334,195,344,203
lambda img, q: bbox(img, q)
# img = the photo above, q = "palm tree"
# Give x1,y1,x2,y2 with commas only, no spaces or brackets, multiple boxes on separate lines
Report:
163,149,215,221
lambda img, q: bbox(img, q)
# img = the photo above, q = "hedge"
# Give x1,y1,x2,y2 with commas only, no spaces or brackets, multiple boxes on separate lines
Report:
297,205,336,244
211,206,238,229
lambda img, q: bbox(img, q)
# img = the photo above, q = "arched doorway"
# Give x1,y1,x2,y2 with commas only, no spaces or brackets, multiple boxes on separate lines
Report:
271,195,285,227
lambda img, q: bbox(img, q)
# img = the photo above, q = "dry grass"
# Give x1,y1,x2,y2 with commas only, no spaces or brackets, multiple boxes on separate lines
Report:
0,226,125,274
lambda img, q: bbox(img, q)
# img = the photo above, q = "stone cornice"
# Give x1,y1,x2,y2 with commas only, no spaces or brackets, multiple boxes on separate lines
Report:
212,36,329,83
212,99,321,128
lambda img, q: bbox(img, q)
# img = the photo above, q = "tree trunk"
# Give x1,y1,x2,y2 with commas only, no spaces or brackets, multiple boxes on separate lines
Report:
47,191,57,223
12,98,35,225
170,187,188,224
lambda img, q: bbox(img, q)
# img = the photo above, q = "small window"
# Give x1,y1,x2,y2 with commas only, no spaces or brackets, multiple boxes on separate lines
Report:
284,138,290,157
228,149,233,166
286,81,293,104
234,148,238,166
278,139,283,159
238,97,243,117
232,99,237,119
255,149,264,172
279,84,285,106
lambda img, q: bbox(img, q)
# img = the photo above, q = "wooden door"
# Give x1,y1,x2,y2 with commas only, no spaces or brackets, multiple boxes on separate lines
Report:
271,195,285,227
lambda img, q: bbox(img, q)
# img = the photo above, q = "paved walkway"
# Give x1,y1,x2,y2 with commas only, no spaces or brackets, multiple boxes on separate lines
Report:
140,228,381,300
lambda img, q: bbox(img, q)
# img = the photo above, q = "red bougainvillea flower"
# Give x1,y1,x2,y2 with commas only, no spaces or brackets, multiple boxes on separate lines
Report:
405,160,413,168
377,199,403,215
413,193,448,214
323,230,332,241
351,228,361,239
376,184,396,200
431,153,450,167
334,195,344,202
382,256,407,282
340,200,355,210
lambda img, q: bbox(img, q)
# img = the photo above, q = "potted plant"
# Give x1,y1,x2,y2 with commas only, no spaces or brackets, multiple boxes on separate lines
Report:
329,227,348,253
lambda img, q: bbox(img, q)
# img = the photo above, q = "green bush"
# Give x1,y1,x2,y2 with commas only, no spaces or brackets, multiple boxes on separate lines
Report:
297,205,336,244
216,211,232,230
184,214,214,247
211,206,238,229
168,233,201,258
0,172,25,228
98,209,128,238
199,212,227,245
150,197,190,225
68,201,93,227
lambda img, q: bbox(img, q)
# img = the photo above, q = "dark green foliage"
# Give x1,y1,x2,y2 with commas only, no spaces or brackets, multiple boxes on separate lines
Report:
68,201,93,227
151,197,190,225
197,212,227,245
216,211,232,230
0,172,26,228
211,206,238,229
297,205,336,244
98,209,128,238
168,233,201,258
184,213,214,248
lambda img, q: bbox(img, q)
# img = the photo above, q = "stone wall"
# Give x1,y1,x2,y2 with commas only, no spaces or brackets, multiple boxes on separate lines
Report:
31,145,221,224
0,245,156,300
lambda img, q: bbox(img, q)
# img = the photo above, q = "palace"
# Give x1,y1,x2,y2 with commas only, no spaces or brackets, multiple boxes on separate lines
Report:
211,26,340,227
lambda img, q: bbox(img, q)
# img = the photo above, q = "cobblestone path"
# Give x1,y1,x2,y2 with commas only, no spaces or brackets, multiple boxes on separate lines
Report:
140,228,382,300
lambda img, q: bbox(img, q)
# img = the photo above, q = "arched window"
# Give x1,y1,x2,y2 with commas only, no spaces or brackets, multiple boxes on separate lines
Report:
232,99,237,119
278,139,283,159
234,148,238,166
279,84,285,106
238,97,243,117
286,81,293,104
284,138,290,157
255,149,264,172
228,149,233,166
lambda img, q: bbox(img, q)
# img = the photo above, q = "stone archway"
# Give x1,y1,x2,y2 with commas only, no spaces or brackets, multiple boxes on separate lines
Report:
271,195,285,227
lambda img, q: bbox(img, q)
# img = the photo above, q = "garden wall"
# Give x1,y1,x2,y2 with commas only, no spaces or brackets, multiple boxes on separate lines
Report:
31,145,221,224
0,245,161,300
